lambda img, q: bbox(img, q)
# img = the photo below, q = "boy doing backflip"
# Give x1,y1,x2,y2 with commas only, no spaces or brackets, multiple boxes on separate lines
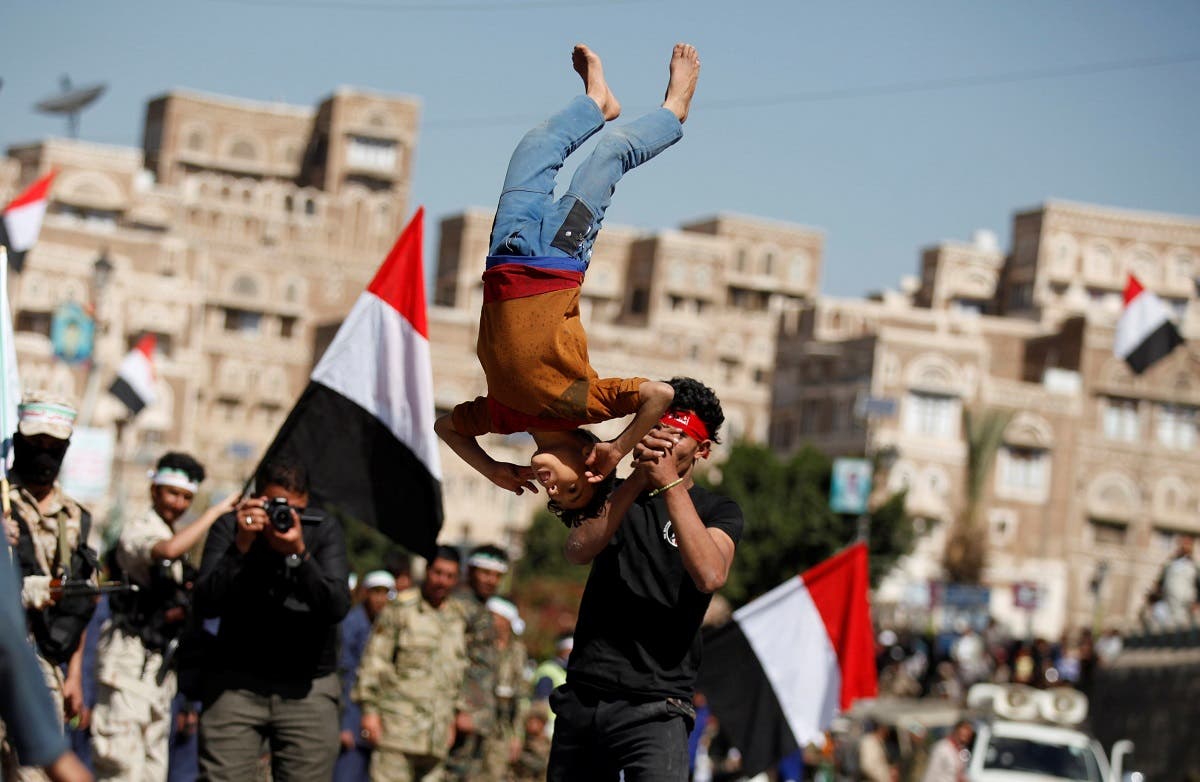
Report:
436,43,701,522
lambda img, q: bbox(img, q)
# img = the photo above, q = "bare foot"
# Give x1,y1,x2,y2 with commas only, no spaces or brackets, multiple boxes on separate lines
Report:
662,43,700,123
573,44,621,121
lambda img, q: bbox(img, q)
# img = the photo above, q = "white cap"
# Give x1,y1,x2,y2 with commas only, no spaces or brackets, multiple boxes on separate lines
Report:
486,596,525,636
362,570,395,591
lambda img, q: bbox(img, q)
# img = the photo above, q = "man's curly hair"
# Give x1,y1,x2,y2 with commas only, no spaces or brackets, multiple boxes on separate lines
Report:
546,429,617,528
667,377,724,443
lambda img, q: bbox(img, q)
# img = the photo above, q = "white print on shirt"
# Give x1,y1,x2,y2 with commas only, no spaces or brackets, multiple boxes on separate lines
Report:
662,521,678,548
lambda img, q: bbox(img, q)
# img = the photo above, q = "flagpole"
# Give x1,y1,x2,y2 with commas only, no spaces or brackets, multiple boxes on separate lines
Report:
0,246,15,558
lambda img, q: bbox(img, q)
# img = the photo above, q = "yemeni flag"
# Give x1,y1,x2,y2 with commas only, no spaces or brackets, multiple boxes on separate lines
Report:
259,207,443,557
109,333,158,415
1114,275,1183,374
2,171,57,272
697,544,877,774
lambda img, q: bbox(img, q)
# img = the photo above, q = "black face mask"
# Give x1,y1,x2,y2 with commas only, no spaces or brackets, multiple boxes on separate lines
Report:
13,436,68,485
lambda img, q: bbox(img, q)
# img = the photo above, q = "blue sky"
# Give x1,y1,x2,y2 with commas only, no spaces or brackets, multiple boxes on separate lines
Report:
2,0,1198,297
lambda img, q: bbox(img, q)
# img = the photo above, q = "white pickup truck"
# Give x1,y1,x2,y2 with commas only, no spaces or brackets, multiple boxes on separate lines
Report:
966,685,1135,782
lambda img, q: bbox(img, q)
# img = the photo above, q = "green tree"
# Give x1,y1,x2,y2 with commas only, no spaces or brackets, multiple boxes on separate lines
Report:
514,509,588,585
702,443,915,606
942,408,1012,584
339,511,408,577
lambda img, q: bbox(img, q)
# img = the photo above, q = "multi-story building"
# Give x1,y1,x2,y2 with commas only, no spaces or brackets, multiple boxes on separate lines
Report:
0,87,420,516
6,87,1194,633
1,85,824,554
770,202,1200,636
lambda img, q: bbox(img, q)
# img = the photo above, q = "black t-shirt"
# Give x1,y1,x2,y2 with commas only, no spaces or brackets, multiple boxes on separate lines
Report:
567,482,744,700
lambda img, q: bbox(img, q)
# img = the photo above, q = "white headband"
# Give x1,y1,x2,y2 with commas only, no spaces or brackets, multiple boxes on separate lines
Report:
468,553,509,574
148,467,199,494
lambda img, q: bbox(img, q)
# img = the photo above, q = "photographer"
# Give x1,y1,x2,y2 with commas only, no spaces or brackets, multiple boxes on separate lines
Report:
193,459,351,782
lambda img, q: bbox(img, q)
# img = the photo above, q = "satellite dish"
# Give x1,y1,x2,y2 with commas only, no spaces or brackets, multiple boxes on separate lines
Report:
34,75,107,139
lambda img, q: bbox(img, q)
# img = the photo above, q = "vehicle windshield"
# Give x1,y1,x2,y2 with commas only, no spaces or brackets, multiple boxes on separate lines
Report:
983,737,1102,781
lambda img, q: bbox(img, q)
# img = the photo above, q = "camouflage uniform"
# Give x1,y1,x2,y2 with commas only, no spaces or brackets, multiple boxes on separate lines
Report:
91,506,185,781
510,732,550,782
0,478,93,782
483,641,528,781
353,588,470,782
443,588,497,782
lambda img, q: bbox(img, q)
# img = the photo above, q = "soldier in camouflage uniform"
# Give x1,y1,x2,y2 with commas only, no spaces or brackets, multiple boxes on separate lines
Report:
443,544,504,781
0,394,97,782
482,597,529,781
91,451,236,782
354,546,471,782
510,704,551,782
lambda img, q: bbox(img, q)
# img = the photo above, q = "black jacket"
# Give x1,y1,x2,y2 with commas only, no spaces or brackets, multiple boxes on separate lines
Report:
194,509,351,693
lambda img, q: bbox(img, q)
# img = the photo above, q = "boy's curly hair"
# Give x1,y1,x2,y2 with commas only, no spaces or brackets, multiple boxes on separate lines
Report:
667,377,724,443
547,429,617,528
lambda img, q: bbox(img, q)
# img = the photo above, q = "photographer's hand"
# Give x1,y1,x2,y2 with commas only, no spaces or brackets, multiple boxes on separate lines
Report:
234,498,266,554
262,507,306,557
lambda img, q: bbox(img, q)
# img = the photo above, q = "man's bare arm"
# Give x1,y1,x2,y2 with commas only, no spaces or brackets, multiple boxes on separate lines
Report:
564,470,648,565
659,484,735,594
585,381,674,482
151,492,240,562
435,414,538,496
634,426,735,593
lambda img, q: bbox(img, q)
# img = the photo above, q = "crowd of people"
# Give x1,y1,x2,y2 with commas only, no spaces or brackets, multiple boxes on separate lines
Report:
3,40,735,782
2,366,740,782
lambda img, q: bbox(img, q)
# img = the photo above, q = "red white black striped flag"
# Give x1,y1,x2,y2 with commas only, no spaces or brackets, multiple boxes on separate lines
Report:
258,208,443,557
1114,274,1183,374
697,544,878,775
2,172,56,272
109,333,157,415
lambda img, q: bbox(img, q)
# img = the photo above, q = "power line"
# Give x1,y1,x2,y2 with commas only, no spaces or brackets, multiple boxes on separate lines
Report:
425,51,1200,129
211,0,659,11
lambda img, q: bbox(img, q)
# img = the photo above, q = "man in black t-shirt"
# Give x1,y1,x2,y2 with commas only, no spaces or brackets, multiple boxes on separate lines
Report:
549,377,744,782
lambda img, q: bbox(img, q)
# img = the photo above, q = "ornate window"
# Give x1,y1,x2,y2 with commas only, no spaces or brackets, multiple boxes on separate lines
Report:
1157,403,1197,450
1101,397,1139,442
904,391,959,439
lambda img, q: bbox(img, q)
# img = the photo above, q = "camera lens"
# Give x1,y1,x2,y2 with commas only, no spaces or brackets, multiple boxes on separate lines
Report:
266,498,294,532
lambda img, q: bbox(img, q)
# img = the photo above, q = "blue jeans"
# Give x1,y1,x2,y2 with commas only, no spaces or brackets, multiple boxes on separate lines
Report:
488,95,683,268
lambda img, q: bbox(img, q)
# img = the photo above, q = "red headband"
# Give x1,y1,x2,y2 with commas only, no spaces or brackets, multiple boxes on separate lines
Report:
660,410,710,443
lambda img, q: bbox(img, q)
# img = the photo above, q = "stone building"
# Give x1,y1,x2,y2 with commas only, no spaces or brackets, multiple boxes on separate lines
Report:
0,87,420,518
770,202,1200,636
1,85,824,555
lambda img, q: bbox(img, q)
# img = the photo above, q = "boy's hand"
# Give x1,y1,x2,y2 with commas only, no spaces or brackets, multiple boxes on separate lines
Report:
633,425,683,488
584,441,624,483
487,462,539,495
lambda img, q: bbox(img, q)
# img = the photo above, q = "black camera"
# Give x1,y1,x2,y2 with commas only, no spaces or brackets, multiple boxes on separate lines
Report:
264,497,298,532
261,496,323,532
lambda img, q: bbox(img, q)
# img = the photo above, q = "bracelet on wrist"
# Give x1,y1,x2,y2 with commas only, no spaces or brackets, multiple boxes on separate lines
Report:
648,477,686,497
